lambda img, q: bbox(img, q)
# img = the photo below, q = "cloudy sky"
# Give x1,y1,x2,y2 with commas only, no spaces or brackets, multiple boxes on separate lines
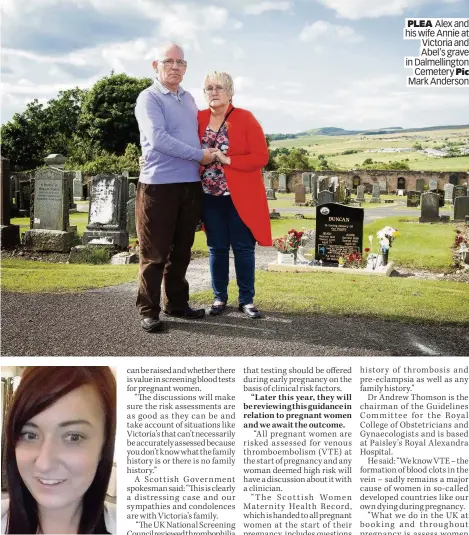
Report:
1,0,468,133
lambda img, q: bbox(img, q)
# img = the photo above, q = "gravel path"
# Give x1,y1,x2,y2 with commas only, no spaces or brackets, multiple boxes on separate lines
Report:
2,245,469,357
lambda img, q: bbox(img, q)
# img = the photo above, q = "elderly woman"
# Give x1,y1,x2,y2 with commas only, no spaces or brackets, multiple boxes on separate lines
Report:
198,72,271,318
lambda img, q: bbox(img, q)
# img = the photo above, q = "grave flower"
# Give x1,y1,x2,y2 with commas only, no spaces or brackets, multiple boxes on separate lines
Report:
273,229,304,256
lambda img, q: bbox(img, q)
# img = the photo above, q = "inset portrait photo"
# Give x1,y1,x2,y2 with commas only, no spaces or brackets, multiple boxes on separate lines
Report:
1,366,116,534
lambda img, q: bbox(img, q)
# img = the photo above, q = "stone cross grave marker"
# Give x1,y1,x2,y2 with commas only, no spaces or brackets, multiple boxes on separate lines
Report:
83,173,129,249
317,190,334,206
454,196,469,222
407,190,421,207
315,203,364,264
295,184,306,203
419,192,440,223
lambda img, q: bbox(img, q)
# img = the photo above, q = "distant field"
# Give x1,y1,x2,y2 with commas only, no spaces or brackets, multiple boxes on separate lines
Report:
270,127,469,172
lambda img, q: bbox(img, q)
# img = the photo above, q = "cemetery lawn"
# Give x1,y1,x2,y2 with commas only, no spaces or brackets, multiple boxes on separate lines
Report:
1,259,138,292
364,216,454,270
191,272,469,324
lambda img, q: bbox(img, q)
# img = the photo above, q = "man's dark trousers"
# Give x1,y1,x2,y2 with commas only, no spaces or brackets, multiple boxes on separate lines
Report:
136,181,203,318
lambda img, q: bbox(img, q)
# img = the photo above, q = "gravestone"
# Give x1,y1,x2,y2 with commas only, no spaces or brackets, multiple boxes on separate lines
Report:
379,179,387,193
310,174,318,201
278,173,287,193
23,168,74,252
0,157,21,248
444,183,455,204
73,171,84,201
295,184,306,204
121,169,130,179
317,190,334,206
356,185,365,202
82,173,129,249
266,188,276,200
454,196,469,222
318,176,328,192
370,183,380,203
127,196,137,238
415,178,425,192
453,186,468,203
315,203,364,264
301,173,311,194
18,180,31,216
434,189,445,207
330,176,339,191
429,179,438,191
419,192,440,223
407,190,421,207
128,182,136,199
336,181,347,203
263,172,271,189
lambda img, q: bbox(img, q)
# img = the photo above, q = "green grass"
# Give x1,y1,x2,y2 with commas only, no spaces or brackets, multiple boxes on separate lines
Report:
191,272,469,324
363,216,454,270
269,126,469,171
11,212,89,236
1,259,138,293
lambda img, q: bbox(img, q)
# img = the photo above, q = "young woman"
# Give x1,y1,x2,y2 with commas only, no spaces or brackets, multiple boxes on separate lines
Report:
198,71,272,318
1,367,116,534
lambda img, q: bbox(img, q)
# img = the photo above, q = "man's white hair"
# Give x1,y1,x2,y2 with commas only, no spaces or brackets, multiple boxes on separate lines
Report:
157,41,185,60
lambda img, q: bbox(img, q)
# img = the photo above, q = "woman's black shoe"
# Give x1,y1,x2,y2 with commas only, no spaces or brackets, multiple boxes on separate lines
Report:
209,303,227,316
238,304,261,319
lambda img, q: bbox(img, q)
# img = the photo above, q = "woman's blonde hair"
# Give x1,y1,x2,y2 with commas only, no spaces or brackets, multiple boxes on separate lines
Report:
204,71,234,100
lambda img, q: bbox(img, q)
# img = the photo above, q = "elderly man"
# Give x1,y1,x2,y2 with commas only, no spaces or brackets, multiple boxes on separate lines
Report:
135,42,215,333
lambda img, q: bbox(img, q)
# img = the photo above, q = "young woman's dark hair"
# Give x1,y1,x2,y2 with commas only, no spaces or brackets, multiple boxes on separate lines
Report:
4,366,116,534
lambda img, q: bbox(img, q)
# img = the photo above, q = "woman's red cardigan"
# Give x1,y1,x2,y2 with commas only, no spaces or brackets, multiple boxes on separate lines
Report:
198,105,272,246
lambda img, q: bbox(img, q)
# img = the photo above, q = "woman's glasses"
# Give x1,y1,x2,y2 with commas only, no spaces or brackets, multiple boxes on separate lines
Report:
204,86,227,94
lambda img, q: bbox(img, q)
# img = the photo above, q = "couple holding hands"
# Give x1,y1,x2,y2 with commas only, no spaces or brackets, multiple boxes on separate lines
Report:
135,42,272,333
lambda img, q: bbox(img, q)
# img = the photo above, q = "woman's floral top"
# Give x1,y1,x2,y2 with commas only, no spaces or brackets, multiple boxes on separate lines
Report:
201,124,230,196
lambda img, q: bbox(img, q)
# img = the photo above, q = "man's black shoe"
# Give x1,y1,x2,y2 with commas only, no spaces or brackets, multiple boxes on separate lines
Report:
209,302,227,316
238,304,262,319
163,306,206,319
141,317,163,333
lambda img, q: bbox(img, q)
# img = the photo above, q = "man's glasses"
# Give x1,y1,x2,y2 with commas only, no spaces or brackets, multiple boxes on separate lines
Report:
161,59,187,68
204,86,227,94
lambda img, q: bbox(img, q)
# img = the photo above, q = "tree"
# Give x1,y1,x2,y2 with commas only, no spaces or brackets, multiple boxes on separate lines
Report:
79,73,152,155
1,100,50,170
265,135,278,171
1,88,87,170
276,148,312,170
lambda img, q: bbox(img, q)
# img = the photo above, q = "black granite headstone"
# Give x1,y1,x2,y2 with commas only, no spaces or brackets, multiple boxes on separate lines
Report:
315,203,364,264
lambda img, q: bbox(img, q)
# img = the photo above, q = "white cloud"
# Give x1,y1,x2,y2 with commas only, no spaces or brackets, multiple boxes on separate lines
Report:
299,20,364,43
315,0,463,20
244,1,292,15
